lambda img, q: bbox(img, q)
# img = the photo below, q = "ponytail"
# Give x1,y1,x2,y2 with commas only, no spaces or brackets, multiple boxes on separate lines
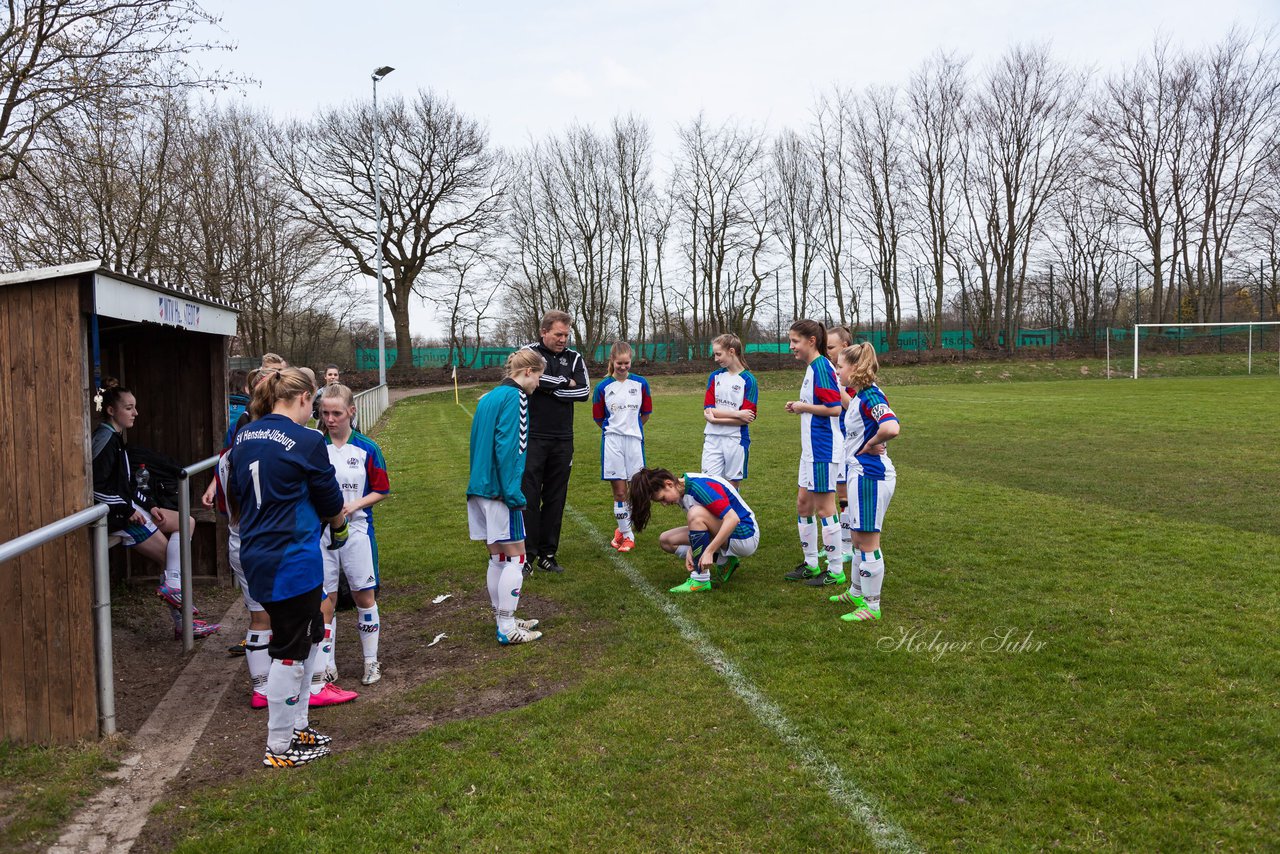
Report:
248,367,313,419
839,342,880,391
627,467,676,534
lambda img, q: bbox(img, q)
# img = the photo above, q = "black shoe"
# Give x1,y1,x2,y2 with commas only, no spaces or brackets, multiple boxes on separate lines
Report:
783,561,821,581
536,554,565,573
804,569,844,587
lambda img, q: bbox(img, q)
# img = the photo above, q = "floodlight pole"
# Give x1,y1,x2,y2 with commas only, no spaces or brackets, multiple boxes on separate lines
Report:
372,65,395,386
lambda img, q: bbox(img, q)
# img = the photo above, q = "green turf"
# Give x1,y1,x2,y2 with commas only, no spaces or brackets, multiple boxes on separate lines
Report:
153,370,1278,851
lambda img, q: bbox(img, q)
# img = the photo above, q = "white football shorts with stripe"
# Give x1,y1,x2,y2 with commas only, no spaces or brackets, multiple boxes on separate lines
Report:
721,527,760,558
701,435,749,482
601,434,645,481
228,529,264,612
321,526,379,594
848,473,896,533
797,460,841,493
467,496,526,544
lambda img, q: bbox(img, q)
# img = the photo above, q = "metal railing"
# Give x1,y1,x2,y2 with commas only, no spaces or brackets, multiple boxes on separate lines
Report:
0,504,116,736
354,383,390,432
177,455,221,652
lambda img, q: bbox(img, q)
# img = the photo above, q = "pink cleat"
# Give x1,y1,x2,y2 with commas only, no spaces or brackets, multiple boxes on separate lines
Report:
156,584,200,615
250,691,268,710
171,616,221,640
308,683,359,707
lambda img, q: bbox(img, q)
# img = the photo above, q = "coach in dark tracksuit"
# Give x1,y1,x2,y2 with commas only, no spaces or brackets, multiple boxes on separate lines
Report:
522,310,589,573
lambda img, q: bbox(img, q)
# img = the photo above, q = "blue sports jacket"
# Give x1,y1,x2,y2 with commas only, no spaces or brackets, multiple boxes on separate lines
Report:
467,379,530,508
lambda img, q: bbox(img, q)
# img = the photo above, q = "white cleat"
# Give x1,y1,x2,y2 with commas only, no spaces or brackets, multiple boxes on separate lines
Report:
515,617,540,631
497,626,543,645
361,659,382,685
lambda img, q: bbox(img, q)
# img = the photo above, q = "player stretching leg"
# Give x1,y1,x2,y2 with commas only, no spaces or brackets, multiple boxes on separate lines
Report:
782,320,846,586
467,350,547,645
228,367,350,767
593,342,653,552
831,343,900,621
629,468,760,592
317,384,390,690
701,333,758,491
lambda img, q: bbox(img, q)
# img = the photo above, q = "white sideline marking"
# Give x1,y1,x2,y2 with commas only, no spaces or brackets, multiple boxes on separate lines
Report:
567,509,921,852
460,396,919,851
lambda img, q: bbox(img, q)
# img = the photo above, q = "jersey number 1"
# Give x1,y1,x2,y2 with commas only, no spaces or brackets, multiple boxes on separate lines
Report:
249,460,263,508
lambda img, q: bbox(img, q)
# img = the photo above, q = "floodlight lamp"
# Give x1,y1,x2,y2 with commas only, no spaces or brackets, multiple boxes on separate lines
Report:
372,66,395,80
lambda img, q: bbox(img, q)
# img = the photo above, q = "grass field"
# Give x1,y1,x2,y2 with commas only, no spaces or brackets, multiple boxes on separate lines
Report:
6,360,1280,851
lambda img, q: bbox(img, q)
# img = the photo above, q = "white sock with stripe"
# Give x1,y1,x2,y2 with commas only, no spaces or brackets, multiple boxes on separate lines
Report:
486,554,502,610
266,658,305,753
820,515,843,571
246,629,271,694
496,554,524,633
859,549,885,611
798,515,819,567
310,624,333,694
615,501,633,537
164,533,181,589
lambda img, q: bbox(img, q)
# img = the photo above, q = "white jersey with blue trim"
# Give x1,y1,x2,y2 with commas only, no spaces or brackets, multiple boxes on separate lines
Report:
592,375,653,440
325,431,391,535
844,383,897,480
703,368,759,440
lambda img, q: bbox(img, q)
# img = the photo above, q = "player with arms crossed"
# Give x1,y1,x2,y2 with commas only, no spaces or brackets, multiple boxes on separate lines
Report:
468,350,548,645
701,333,758,488
830,343,899,621
782,319,846,586
628,468,760,593
316,384,390,693
592,341,653,552
228,367,350,767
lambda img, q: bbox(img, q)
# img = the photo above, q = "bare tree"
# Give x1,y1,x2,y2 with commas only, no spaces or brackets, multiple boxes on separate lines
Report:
907,50,967,348
267,90,505,360
811,89,858,325
770,128,819,323
0,0,239,181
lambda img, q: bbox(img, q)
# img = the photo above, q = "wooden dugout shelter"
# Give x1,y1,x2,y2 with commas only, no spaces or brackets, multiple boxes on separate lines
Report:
0,261,237,744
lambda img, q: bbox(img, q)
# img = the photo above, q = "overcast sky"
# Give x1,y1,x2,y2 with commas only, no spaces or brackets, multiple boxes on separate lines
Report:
197,0,1276,338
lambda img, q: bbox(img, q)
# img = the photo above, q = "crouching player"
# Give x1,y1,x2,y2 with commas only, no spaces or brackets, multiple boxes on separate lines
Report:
229,367,350,767
628,468,759,594
831,343,900,622
309,384,390,702
467,350,547,645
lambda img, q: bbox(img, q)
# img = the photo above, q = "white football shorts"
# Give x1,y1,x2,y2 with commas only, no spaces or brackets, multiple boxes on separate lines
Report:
467,496,526,544
798,460,840,494
701,435,750,482
228,529,264,612
321,527,379,594
848,474,895,533
601,434,645,481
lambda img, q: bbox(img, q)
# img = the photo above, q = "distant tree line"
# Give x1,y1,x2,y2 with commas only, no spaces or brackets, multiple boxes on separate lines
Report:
1,3,1277,364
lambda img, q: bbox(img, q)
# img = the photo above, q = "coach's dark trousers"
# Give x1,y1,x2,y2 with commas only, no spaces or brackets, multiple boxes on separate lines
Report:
522,436,574,559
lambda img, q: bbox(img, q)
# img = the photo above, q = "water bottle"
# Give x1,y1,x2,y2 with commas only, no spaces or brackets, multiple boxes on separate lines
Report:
136,464,152,505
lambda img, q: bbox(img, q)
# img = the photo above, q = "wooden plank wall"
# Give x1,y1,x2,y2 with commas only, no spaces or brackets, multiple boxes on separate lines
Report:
0,277,97,744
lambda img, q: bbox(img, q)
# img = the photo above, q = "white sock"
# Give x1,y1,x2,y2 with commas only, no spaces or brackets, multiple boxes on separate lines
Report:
820,515,843,572
860,549,885,611
691,570,712,583
839,504,854,562
847,551,864,597
310,624,333,694
328,616,338,672
495,554,524,633
246,629,271,694
615,501,633,537
674,545,690,559
486,554,502,610
357,605,380,662
266,658,306,753
798,515,819,567
164,533,181,589
295,639,325,732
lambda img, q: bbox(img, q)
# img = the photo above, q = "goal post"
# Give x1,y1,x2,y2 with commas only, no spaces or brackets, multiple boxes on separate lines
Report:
1132,322,1280,379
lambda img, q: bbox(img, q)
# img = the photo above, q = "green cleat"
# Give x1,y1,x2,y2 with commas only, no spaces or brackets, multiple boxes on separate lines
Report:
670,578,712,594
840,605,881,622
829,590,866,607
805,568,846,587
717,557,741,584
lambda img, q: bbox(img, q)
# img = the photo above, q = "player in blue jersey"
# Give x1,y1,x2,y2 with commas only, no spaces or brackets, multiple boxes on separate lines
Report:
628,467,760,593
227,367,350,768
92,386,220,639
592,341,653,553
783,319,846,585
316,383,390,693
830,343,900,622
701,333,758,488
467,349,547,645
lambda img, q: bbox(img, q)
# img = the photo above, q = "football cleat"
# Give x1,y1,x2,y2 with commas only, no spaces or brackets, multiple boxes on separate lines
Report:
172,617,221,640
250,691,268,710
262,739,329,768
323,664,338,684
292,726,333,747
669,578,712,594
610,528,625,549
515,617,540,631
156,584,199,615
497,625,543,645
805,569,846,587
617,536,636,552
840,606,882,622
309,683,359,707
829,590,866,607
536,554,565,573
783,563,821,581
227,638,247,656
361,660,382,685
716,556,741,584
